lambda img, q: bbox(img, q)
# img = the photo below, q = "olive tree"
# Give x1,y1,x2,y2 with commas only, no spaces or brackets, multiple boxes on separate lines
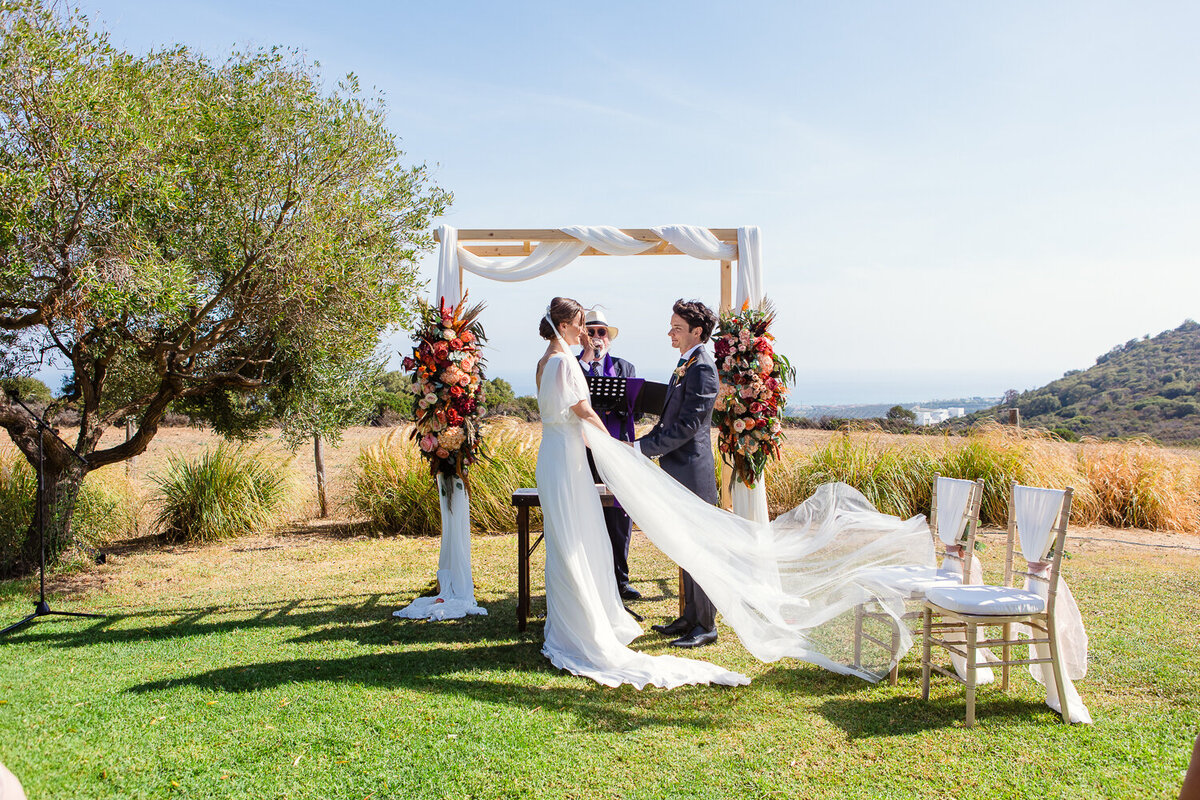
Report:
0,1,449,572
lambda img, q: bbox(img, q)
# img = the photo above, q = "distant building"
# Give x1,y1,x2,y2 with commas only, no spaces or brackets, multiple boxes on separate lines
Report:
911,406,966,426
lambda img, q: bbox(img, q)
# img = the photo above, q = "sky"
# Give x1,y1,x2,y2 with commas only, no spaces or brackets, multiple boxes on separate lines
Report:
65,0,1200,404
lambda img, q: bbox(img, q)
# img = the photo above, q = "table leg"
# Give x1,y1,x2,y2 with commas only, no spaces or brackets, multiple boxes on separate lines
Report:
517,506,529,632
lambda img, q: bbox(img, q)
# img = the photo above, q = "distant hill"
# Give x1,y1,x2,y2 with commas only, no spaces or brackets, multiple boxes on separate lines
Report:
971,320,1200,443
790,397,1000,421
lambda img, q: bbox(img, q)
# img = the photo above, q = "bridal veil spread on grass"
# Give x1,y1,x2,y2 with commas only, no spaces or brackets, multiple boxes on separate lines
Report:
587,430,936,681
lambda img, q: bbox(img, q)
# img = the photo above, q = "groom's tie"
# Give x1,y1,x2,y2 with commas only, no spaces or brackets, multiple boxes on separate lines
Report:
590,361,601,376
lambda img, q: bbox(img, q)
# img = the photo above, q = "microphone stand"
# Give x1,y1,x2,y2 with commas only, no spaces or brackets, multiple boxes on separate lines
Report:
1,391,104,637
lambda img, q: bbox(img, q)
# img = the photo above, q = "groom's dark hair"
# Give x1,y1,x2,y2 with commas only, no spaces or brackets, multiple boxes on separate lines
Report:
672,299,717,342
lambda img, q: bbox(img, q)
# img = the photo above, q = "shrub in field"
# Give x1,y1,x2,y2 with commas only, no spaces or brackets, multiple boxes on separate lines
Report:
351,421,538,535
0,447,138,573
152,444,292,543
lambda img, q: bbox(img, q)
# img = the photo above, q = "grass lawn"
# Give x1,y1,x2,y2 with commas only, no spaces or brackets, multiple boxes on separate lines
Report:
1,522,1198,800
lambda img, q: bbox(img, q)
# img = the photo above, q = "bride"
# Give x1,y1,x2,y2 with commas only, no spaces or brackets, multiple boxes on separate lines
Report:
535,297,934,688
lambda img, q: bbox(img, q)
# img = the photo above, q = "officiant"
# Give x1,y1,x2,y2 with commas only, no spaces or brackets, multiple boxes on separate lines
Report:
578,309,641,601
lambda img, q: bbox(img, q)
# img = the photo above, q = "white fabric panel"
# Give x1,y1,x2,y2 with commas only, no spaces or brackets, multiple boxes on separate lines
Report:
651,225,737,260
736,226,764,308
457,241,587,282
393,474,488,620
731,480,769,523
435,224,461,307
1011,484,1091,723
1013,485,1065,561
560,225,658,256
934,477,974,547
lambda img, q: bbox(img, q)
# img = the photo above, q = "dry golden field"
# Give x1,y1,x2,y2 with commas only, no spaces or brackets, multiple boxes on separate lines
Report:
64,421,1200,552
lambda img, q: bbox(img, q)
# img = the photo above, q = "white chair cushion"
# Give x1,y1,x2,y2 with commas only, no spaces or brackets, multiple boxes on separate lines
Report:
868,565,963,596
925,584,1046,615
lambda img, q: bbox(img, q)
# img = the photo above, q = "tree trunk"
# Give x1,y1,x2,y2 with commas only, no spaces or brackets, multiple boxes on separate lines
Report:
314,433,328,518
19,458,88,575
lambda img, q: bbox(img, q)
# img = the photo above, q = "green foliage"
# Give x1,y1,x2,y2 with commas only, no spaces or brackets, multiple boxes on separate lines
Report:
974,320,1200,442
371,370,413,422
886,405,915,422
151,444,292,543
0,0,448,566
484,377,516,409
0,376,51,404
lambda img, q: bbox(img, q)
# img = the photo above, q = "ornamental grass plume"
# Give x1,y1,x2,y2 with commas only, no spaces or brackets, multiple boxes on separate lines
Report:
151,443,293,543
1078,438,1200,531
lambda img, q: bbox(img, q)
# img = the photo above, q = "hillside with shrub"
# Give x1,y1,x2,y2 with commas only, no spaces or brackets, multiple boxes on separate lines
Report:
981,320,1200,443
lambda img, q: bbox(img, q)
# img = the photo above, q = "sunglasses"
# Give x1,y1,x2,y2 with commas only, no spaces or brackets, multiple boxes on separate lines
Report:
586,327,609,338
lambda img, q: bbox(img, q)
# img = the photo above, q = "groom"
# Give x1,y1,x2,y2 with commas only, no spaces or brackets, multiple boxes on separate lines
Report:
636,299,721,649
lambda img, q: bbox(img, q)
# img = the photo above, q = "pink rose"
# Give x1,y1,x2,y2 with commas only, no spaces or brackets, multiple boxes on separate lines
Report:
435,448,450,459
419,434,436,452
732,419,746,433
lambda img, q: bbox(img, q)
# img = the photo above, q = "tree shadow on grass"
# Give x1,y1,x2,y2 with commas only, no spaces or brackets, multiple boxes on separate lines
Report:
124,641,749,733
1,591,539,650
816,692,1066,738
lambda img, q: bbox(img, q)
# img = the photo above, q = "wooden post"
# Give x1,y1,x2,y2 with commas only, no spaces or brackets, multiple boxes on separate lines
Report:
314,434,328,518
718,260,735,511
719,260,732,314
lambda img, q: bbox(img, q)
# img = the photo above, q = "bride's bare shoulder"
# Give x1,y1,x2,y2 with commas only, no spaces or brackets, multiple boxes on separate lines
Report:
535,351,561,389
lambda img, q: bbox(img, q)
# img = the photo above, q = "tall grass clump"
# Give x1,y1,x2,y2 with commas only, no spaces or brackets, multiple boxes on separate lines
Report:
768,431,933,519
0,446,140,573
1079,439,1200,531
351,421,539,536
767,423,1200,532
351,428,441,536
152,443,292,543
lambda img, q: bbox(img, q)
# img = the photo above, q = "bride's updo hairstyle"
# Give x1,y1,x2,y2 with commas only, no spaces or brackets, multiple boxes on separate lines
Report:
672,299,717,342
539,296,584,340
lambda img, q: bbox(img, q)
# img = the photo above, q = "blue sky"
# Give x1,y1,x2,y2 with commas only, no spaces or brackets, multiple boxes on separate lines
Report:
70,1,1200,403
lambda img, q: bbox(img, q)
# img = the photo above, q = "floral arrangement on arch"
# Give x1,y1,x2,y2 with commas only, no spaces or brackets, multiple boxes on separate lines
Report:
401,295,487,486
712,299,795,488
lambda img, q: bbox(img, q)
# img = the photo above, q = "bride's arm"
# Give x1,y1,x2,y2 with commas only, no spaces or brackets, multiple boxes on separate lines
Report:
570,398,607,437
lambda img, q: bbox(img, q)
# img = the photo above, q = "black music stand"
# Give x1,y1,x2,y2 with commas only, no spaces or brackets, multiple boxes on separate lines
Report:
633,380,668,417
1,391,104,638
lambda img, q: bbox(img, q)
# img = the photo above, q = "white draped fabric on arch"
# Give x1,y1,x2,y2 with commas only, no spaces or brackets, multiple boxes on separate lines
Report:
394,224,768,620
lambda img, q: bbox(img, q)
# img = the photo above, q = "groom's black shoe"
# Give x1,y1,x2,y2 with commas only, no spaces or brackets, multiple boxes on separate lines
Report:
619,585,642,601
670,626,718,649
651,617,692,637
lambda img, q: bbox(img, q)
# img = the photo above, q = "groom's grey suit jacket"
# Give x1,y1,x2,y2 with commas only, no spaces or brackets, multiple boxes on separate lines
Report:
637,346,719,505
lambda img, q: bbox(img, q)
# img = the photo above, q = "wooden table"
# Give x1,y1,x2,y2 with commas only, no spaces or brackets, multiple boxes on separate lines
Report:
512,485,617,632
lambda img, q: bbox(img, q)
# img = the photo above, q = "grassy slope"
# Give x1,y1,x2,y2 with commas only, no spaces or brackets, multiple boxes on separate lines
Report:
970,320,1200,442
1,526,1198,800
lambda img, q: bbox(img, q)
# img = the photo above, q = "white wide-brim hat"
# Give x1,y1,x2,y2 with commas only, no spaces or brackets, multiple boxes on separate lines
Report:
584,309,619,340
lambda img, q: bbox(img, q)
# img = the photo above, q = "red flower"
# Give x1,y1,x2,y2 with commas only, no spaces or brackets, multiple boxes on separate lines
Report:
432,342,449,359
402,356,416,371
754,339,773,355
450,385,464,398
446,408,463,425
461,331,475,344
714,337,734,359
451,338,463,349
750,401,764,414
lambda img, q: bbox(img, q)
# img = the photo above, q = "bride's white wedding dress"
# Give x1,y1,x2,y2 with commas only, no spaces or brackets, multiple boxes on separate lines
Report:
537,352,749,688
537,350,936,688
